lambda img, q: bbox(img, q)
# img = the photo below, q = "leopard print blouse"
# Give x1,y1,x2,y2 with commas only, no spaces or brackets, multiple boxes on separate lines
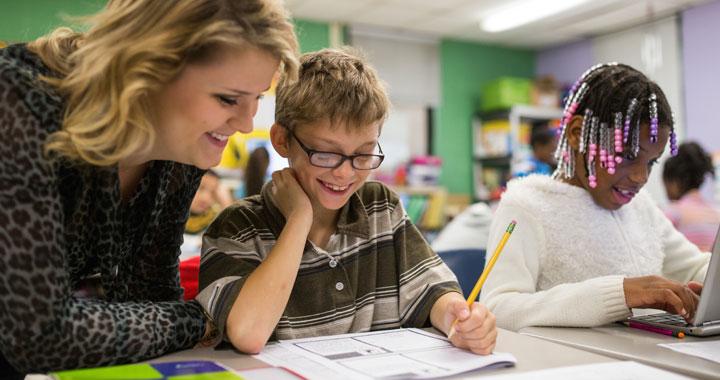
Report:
0,44,206,377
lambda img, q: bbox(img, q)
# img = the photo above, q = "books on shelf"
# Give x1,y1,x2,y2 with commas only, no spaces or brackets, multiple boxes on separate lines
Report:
397,187,448,231
472,105,562,201
474,119,530,158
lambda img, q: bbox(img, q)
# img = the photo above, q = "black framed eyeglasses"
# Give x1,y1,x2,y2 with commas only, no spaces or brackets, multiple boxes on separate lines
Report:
288,130,384,170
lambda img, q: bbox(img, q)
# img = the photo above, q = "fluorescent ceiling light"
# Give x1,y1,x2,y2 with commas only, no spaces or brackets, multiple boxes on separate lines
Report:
480,0,591,33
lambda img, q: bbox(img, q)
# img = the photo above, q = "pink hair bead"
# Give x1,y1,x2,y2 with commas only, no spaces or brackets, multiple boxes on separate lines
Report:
614,130,623,150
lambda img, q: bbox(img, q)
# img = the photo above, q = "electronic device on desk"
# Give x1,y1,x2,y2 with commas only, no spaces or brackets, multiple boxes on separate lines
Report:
627,225,720,337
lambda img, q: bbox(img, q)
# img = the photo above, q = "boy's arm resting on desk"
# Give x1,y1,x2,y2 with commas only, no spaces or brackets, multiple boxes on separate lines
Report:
199,174,312,354
479,205,631,331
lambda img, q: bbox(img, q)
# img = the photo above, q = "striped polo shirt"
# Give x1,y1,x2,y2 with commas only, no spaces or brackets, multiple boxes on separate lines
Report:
197,180,461,341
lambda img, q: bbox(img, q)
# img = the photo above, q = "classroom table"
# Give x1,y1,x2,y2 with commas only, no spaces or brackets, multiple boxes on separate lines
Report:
520,324,720,380
152,328,620,379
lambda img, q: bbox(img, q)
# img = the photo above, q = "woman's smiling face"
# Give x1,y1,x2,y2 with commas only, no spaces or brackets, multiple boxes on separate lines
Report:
150,45,279,169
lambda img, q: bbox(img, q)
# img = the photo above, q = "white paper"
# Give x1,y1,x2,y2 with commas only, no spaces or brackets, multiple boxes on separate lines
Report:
658,340,720,364
237,366,304,380
255,328,516,380
473,361,692,380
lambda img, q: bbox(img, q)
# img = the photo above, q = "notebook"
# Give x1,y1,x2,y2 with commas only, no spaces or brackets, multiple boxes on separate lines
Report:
627,225,720,337
49,360,242,380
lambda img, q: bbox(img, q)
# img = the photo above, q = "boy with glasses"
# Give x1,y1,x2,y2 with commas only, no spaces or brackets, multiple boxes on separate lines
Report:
198,48,497,355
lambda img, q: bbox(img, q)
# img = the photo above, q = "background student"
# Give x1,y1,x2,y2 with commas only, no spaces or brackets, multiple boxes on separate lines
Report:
480,63,710,331
513,123,558,178
186,170,234,235
244,146,271,197
0,0,298,376
199,48,497,355
663,141,720,252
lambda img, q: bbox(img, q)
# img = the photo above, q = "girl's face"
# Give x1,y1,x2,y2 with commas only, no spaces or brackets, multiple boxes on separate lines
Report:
567,117,669,210
150,45,279,169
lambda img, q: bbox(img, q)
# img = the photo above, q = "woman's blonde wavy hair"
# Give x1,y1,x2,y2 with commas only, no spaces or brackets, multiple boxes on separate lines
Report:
29,0,299,166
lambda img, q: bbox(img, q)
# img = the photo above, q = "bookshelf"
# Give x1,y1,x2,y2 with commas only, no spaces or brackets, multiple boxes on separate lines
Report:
473,104,562,201
393,186,449,241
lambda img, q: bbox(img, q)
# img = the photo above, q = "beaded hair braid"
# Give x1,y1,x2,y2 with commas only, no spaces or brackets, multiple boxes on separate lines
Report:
552,63,678,188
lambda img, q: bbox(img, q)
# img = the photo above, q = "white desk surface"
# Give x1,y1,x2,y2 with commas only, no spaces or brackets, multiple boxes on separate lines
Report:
520,324,720,380
153,328,618,379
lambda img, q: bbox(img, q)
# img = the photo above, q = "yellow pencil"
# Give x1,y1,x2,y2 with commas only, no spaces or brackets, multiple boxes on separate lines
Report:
448,220,516,338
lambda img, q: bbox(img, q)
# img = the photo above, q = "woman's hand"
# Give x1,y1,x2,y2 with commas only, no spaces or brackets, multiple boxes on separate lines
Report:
445,301,497,355
270,168,312,221
623,275,700,322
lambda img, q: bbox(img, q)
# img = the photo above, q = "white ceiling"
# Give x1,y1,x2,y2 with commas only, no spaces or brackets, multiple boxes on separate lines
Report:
286,0,710,49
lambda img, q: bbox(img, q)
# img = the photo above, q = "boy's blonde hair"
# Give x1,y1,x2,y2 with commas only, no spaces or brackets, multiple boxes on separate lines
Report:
29,0,299,166
275,47,389,132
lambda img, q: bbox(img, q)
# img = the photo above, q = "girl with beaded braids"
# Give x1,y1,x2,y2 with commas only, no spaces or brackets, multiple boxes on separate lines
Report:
662,141,720,252
0,0,298,377
479,63,710,331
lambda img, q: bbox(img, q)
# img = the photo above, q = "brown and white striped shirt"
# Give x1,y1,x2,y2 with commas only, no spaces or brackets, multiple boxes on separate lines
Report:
198,180,461,341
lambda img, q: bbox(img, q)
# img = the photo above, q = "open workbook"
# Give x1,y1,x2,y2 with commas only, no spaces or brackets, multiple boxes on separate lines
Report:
255,328,517,379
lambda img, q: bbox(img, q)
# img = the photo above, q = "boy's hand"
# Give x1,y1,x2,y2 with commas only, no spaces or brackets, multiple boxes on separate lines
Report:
271,168,312,221
624,275,700,322
445,301,497,355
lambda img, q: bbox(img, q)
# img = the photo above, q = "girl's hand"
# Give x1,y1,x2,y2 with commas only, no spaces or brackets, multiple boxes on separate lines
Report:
270,168,312,221
445,301,497,355
687,281,703,296
623,275,700,322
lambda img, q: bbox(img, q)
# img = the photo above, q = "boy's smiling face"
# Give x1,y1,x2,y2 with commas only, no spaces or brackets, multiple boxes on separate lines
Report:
273,118,382,212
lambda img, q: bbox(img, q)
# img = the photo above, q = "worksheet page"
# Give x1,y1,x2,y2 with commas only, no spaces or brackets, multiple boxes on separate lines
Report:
255,328,516,380
658,340,720,364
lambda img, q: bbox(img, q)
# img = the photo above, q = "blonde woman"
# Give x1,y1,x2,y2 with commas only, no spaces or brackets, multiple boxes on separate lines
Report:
0,0,298,376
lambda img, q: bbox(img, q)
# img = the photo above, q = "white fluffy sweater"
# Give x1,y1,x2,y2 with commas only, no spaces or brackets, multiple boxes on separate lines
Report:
480,175,710,331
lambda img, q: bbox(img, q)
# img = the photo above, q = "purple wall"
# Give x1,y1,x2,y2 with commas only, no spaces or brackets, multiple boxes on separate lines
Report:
536,39,594,86
682,0,720,152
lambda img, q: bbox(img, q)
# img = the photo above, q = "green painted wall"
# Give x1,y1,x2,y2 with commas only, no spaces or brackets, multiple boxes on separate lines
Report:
0,1,332,52
436,39,535,195
293,19,331,53
0,0,104,42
